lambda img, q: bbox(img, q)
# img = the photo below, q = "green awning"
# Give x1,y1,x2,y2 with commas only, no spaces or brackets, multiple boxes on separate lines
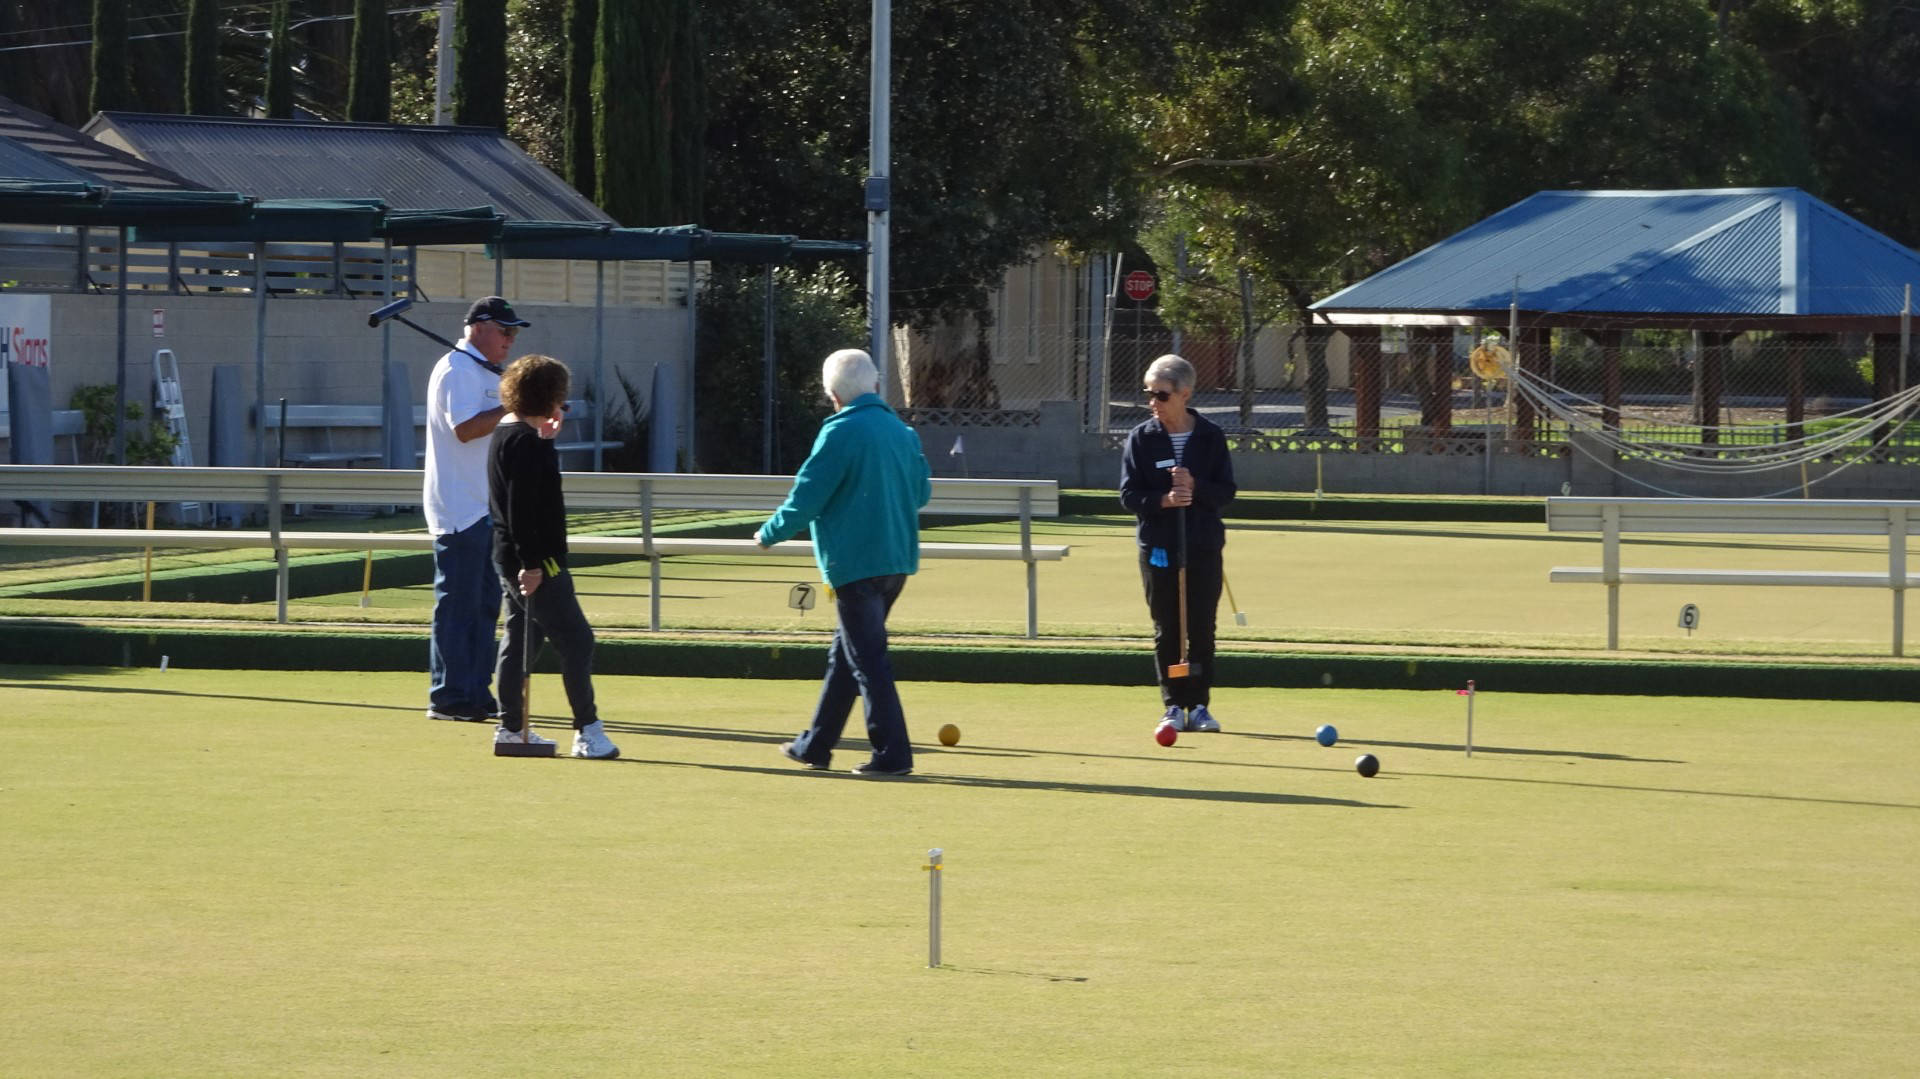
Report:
132,197,383,243
791,238,867,258
376,206,505,246
694,231,796,262
0,178,106,220
492,222,700,261
0,179,253,227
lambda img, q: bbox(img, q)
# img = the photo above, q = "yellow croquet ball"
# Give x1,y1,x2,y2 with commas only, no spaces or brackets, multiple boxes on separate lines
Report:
937,723,961,746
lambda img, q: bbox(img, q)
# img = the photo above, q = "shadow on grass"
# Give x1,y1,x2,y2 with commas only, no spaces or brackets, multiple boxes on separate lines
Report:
939,965,1089,983
616,755,1402,809
1235,730,1684,764
14,683,1908,811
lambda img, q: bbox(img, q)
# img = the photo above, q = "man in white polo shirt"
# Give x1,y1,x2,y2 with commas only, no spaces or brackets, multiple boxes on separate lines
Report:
423,296,526,722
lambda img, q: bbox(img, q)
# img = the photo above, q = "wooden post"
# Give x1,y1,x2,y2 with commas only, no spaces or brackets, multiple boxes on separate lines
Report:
1348,327,1383,440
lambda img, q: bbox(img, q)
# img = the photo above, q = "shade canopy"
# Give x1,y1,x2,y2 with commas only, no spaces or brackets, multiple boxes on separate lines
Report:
133,197,384,243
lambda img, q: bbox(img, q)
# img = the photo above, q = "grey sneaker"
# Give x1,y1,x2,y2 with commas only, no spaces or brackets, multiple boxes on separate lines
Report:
571,720,620,760
781,741,829,770
1159,705,1188,732
1188,705,1221,733
429,706,488,723
850,760,913,777
493,724,556,747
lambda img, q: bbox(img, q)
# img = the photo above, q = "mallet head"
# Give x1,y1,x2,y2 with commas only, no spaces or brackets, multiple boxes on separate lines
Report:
367,296,414,328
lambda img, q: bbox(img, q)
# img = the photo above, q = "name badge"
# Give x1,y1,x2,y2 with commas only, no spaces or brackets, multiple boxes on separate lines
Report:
1154,458,1176,469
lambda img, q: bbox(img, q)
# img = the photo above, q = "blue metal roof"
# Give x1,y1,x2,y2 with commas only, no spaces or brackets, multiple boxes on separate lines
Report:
82,112,613,224
1311,188,1920,320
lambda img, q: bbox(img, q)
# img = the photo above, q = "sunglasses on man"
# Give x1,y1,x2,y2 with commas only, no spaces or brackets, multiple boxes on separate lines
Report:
1143,389,1173,403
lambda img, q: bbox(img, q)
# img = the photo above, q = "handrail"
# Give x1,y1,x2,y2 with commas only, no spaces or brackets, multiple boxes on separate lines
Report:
0,464,1065,636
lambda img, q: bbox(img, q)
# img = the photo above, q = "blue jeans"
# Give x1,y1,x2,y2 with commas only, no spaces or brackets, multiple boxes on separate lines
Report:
787,574,911,770
429,517,501,716
495,569,598,731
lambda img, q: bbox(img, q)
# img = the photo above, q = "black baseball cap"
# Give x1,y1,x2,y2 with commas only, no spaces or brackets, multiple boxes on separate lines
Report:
464,296,530,327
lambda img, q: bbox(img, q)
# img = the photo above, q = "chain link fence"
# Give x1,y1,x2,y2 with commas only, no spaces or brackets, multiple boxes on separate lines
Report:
891,255,1920,467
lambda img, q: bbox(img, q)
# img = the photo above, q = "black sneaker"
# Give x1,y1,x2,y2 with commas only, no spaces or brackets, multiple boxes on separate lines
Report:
780,741,829,771
850,761,913,777
426,706,488,723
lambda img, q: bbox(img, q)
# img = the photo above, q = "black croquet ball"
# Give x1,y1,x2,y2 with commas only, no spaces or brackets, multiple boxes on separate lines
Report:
1355,753,1380,778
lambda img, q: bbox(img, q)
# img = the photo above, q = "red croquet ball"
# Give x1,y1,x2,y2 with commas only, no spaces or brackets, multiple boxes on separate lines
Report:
1155,722,1178,747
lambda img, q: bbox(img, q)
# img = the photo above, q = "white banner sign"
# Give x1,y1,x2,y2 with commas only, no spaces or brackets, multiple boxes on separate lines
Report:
0,294,53,417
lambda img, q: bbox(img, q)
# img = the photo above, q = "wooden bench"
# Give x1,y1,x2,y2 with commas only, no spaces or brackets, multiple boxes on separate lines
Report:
0,465,1066,635
255,399,622,468
1545,496,1919,655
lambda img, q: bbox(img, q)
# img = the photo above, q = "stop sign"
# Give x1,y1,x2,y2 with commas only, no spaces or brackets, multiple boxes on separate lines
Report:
1123,270,1156,302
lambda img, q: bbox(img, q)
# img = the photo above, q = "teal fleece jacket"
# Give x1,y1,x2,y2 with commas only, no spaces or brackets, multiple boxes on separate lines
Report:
755,393,932,587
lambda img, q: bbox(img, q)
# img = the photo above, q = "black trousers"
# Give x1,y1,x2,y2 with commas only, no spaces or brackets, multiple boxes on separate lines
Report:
1138,545,1223,709
494,569,598,731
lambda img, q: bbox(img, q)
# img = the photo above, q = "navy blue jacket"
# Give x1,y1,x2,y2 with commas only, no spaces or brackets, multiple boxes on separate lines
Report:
1118,410,1236,555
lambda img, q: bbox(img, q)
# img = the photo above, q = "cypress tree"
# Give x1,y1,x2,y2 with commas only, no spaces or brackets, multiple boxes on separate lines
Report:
265,0,295,119
454,0,508,130
89,0,133,115
667,0,704,224
564,0,598,200
348,0,391,122
596,0,672,224
184,0,221,114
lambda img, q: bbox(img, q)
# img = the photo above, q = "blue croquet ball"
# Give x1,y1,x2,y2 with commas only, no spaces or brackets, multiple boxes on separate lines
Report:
1355,753,1380,778
1315,724,1338,747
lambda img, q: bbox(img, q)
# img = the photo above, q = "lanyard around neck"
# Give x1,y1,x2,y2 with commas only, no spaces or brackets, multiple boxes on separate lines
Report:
456,342,502,375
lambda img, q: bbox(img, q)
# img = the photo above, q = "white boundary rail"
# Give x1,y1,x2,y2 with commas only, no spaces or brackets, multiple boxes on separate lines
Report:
0,466,1066,636
1545,496,1919,655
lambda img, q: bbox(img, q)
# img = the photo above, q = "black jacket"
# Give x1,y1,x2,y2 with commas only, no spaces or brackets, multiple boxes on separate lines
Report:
1118,410,1236,555
488,420,570,576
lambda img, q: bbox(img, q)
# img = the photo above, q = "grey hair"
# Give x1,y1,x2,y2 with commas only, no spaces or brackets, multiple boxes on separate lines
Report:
1144,354,1195,392
823,348,880,403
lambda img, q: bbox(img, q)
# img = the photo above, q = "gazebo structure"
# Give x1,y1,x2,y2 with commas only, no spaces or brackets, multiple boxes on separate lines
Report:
1310,188,1920,448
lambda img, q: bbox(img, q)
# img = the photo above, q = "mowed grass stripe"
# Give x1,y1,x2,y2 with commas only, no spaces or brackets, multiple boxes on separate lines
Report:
3,666,1915,1075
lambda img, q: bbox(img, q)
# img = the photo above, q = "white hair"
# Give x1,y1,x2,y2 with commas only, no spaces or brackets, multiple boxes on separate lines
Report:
823,348,880,403
1144,354,1195,392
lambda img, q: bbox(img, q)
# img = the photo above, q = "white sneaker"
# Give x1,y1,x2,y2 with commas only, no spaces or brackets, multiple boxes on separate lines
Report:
572,720,620,760
1159,705,1188,732
493,724,556,747
1188,705,1221,733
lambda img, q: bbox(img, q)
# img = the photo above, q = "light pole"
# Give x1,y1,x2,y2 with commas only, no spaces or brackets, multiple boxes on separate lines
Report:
867,0,891,400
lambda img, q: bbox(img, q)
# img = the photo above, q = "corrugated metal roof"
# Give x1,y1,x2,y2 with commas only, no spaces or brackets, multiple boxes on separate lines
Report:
82,113,612,225
1312,188,1920,319
0,95,201,190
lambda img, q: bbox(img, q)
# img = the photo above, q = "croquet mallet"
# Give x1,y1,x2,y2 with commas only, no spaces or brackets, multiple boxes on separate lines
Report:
1167,502,1191,679
1223,571,1247,626
496,592,555,758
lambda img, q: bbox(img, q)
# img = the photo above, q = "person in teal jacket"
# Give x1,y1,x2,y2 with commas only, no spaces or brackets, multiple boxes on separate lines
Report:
759,348,932,776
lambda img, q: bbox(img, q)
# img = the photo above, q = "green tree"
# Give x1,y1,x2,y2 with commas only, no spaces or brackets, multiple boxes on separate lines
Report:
592,0,703,225
455,0,509,129
700,1,1165,404
1730,0,1920,245
505,0,566,166
265,0,296,119
349,0,391,122
563,0,598,199
183,0,222,114
694,265,867,474
89,0,133,114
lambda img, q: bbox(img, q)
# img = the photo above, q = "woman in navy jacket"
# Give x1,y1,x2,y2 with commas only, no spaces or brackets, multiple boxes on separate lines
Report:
1118,354,1237,732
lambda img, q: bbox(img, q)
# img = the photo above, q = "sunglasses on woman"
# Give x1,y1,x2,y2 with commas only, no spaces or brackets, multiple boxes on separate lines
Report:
1143,389,1173,403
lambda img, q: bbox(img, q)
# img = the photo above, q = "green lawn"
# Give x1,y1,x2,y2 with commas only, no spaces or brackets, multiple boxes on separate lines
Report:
4,512,1917,657
4,666,1915,1076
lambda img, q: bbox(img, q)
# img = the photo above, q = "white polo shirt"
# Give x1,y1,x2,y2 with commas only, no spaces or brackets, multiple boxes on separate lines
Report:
423,340,501,535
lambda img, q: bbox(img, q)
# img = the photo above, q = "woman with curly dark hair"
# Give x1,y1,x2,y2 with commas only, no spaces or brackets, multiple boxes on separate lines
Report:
487,354,619,760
